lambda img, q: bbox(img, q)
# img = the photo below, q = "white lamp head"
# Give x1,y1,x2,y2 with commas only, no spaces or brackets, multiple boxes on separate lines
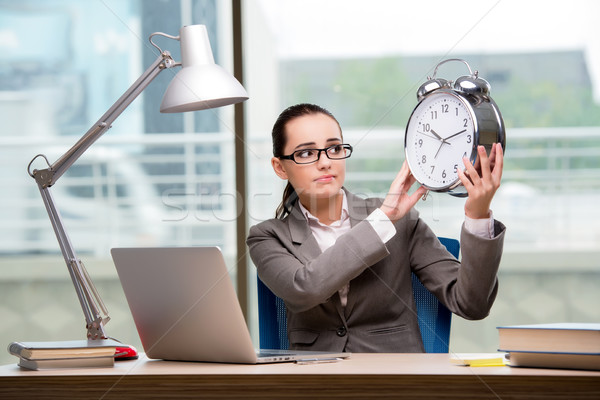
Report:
159,25,248,113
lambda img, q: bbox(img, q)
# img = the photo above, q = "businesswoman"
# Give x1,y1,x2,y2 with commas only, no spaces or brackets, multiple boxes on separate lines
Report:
247,103,505,352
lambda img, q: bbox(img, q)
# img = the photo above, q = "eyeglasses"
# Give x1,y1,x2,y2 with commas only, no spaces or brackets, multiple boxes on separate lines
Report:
279,144,353,165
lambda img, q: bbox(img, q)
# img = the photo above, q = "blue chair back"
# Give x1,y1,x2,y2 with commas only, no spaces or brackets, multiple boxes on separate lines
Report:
257,237,459,353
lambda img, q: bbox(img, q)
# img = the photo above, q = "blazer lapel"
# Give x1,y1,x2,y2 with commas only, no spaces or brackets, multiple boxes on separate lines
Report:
285,191,377,319
287,189,372,258
345,189,372,227
286,202,322,261
285,198,346,317
342,189,375,317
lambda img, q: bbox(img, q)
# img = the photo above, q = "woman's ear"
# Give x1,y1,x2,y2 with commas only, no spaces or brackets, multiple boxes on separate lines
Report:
271,157,288,180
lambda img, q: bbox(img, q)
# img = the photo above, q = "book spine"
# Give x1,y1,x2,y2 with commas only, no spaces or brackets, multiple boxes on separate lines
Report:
7,342,28,358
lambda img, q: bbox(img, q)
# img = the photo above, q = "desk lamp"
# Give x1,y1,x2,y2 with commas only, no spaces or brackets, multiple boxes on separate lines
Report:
25,25,248,357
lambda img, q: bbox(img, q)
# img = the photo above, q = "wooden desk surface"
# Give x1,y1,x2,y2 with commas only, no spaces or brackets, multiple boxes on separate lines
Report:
1,353,599,399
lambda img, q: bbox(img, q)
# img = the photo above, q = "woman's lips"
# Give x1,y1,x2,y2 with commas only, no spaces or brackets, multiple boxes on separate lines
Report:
315,174,335,183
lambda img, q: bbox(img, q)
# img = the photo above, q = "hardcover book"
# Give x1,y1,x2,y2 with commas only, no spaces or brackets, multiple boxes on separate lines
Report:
507,351,600,371
497,323,600,354
17,355,115,370
7,339,121,360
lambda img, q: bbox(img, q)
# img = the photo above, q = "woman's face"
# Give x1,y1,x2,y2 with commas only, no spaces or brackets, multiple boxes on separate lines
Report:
271,113,346,205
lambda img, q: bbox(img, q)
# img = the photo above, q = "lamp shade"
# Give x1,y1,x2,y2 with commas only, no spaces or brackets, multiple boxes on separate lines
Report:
160,25,248,113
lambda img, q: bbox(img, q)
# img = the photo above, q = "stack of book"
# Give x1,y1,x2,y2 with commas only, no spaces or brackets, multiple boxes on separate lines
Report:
7,339,121,370
497,322,600,370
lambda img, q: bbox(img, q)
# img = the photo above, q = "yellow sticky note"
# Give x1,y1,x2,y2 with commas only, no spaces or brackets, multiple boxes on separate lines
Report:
450,353,507,367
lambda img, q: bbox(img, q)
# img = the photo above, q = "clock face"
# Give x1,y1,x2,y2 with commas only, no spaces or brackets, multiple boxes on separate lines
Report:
405,91,476,191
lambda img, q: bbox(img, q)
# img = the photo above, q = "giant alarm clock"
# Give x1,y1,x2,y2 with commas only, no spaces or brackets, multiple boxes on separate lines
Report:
404,59,505,197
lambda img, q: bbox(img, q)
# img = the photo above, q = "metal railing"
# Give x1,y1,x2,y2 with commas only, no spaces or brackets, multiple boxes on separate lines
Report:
2,126,600,259
0,133,237,256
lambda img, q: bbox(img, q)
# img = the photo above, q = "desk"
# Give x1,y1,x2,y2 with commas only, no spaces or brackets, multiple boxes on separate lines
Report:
1,353,599,399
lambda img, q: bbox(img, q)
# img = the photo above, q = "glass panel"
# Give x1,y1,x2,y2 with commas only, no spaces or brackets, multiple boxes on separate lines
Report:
244,0,600,351
0,0,237,365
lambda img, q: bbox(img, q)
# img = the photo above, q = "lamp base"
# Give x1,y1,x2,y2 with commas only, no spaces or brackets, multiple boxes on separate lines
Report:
115,344,139,361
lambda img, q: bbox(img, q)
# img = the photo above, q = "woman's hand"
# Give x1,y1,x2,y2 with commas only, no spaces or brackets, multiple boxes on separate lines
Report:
458,143,504,219
380,161,427,223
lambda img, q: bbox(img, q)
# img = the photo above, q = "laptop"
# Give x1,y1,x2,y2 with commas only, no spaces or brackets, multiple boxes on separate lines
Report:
111,246,349,364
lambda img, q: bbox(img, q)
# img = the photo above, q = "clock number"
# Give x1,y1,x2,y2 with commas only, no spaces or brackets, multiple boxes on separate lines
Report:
418,138,423,147
442,170,447,179
463,118,468,128
441,104,449,113
422,155,427,164
430,165,435,174
467,135,472,143
424,123,431,132
453,164,458,173
455,107,459,116
430,111,438,119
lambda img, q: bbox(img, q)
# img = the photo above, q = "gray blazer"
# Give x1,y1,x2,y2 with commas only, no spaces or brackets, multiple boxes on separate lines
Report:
247,189,505,353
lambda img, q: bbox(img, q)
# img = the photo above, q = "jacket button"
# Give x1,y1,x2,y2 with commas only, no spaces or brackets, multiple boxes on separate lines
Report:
336,326,347,337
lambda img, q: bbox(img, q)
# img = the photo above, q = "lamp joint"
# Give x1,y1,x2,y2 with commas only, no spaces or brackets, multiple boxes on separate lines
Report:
33,167,55,189
159,53,176,70
86,318,109,340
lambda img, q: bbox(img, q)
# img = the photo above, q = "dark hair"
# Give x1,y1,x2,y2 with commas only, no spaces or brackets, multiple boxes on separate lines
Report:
272,103,342,219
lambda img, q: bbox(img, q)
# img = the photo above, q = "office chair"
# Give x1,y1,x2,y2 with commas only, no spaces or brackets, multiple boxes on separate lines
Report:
257,237,459,353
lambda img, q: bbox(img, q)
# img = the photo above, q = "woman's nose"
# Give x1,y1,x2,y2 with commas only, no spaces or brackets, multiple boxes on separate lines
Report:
316,150,332,169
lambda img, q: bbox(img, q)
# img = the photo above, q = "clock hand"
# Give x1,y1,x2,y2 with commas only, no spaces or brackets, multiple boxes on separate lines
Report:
430,129,444,142
444,129,467,141
433,138,452,158
419,132,443,142
434,142,445,158
431,129,452,159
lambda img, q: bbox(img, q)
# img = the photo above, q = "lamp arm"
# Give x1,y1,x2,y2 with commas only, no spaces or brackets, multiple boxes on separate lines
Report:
32,51,175,187
28,51,177,339
37,184,110,339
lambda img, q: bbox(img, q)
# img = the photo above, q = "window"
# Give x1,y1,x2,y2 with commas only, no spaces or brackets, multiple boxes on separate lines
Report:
0,0,238,365
243,0,600,352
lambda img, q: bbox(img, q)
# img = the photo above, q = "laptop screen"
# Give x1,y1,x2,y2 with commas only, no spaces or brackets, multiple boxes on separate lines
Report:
111,247,259,363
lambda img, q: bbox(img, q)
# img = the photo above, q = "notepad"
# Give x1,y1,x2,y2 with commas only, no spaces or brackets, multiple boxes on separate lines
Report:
450,353,507,367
